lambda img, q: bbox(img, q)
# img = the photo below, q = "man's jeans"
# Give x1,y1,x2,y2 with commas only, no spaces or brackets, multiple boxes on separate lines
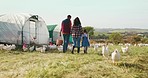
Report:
63,34,70,52
73,36,81,48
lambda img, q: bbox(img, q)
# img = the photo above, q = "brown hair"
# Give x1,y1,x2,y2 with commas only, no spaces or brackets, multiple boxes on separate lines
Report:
83,29,87,33
73,17,81,26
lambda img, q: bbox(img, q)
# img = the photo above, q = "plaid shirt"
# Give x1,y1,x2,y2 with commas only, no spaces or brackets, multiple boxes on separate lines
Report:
71,25,83,38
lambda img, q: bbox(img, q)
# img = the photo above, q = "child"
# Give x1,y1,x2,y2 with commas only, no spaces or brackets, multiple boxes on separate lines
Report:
82,29,90,53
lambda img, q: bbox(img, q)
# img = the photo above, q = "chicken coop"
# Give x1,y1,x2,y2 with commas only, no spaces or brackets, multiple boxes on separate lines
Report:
0,13,49,45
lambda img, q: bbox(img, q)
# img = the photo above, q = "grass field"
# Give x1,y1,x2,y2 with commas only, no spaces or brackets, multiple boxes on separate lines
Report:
0,45,148,78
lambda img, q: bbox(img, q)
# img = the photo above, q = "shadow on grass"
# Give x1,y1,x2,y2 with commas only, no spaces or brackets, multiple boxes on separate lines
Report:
118,62,145,70
7,51,25,55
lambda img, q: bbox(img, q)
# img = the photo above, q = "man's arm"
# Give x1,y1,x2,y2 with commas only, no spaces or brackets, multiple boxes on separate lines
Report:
60,21,64,36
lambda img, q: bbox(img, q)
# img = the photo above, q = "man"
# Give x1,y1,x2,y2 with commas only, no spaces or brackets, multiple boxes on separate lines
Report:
60,15,72,53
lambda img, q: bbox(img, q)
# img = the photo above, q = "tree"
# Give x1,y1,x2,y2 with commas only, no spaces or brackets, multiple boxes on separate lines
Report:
141,38,148,44
131,35,142,44
109,32,123,44
98,33,109,39
82,26,94,36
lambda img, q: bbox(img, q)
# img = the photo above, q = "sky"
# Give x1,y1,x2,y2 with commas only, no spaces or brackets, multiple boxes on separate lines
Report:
0,0,148,29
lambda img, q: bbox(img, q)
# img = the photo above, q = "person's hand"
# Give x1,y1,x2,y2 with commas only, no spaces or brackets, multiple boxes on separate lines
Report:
59,32,61,36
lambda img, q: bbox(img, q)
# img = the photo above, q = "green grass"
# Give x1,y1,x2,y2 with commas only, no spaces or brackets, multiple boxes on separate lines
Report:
0,45,148,78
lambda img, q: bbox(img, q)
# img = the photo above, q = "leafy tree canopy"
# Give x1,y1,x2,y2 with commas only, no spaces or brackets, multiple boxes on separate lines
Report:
109,32,123,44
82,26,94,36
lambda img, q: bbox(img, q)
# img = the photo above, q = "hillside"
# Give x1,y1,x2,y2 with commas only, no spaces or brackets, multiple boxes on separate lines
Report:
95,28,148,33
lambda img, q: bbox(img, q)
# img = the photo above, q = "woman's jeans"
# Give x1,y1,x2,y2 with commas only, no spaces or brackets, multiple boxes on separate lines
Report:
73,36,81,48
63,34,70,52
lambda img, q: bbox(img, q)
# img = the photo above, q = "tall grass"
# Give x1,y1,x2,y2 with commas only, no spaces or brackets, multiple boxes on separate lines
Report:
0,45,148,78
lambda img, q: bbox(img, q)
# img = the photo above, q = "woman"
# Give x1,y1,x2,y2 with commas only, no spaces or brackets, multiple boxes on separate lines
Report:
71,17,83,54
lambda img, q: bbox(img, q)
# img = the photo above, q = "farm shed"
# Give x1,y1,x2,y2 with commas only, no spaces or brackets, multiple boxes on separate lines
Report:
0,13,49,45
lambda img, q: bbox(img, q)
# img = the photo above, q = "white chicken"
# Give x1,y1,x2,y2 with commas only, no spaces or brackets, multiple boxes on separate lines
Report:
94,44,99,51
57,45,63,51
68,44,73,51
111,49,120,64
7,45,13,51
121,46,128,53
41,46,46,52
0,44,4,50
2,44,8,50
102,45,109,59
29,46,34,52
90,44,94,48
11,44,16,50
35,47,42,52
49,44,57,49
3,44,12,51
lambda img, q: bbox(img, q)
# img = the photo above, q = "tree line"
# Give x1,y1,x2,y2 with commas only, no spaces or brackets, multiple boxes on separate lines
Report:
83,26,148,44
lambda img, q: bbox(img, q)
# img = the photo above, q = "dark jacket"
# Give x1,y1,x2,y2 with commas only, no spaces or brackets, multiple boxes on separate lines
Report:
61,19,72,34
